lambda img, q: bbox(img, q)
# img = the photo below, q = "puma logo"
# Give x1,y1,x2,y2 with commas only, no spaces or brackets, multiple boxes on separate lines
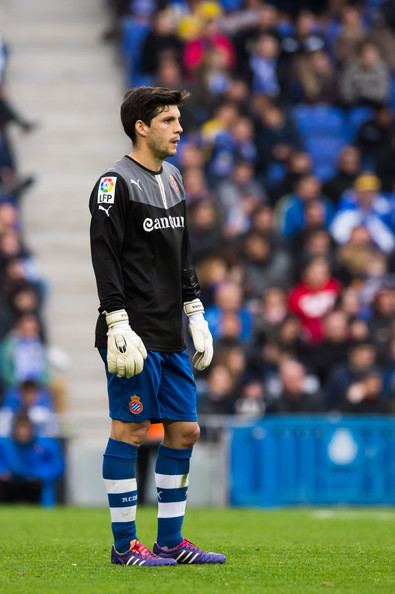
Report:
130,178,142,191
99,204,112,217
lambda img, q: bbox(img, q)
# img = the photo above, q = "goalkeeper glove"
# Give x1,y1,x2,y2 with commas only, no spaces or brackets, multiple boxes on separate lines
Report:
105,309,147,378
183,299,213,371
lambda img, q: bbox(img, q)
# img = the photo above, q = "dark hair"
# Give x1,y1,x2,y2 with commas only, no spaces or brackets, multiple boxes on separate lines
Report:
120,86,190,143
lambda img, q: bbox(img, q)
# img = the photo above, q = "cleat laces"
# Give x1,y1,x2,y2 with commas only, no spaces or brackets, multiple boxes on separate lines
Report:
131,540,157,559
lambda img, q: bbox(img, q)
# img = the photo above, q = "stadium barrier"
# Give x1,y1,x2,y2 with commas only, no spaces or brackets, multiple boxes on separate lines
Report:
229,415,395,507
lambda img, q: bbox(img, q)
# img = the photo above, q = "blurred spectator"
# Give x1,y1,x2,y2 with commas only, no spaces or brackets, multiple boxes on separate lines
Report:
276,175,334,239
0,314,49,387
207,115,257,184
205,280,252,343
323,145,361,204
336,225,377,281
223,191,261,238
216,160,266,220
215,343,247,386
253,101,300,179
339,368,390,413
233,2,280,79
331,173,395,253
0,379,58,437
0,92,35,170
339,41,390,106
0,412,63,505
275,315,305,359
291,50,337,104
140,10,183,79
154,56,184,92
324,341,379,410
253,287,288,343
187,199,223,263
234,379,266,418
267,359,322,413
290,201,332,255
356,106,394,171
333,4,367,65
183,6,235,77
293,228,335,280
280,10,326,72
242,232,292,299
190,48,232,116
304,310,350,384
382,338,395,400
288,256,341,343
375,128,395,191
183,166,210,203
368,288,395,366
195,255,228,307
269,150,312,203
247,33,281,97
199,364,236,414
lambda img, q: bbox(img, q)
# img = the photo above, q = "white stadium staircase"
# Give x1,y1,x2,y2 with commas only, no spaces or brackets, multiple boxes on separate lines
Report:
5,0,128,435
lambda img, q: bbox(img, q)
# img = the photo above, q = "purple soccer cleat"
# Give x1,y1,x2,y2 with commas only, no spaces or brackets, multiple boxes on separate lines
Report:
111,539,177,567
153,538,226,565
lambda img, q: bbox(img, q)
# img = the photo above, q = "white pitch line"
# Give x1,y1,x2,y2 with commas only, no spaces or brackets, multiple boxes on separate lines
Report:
310,509,395,521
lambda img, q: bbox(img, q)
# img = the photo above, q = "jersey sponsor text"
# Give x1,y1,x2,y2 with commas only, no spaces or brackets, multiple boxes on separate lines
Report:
143,215,185,232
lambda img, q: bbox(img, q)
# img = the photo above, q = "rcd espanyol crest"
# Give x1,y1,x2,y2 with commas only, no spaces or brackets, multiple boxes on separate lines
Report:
129,395,143,415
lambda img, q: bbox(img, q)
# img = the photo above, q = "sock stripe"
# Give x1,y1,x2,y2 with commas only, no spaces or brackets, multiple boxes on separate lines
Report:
157,487,188,503
104,478,137,494
110,504,137,523
158,501,187,518
155,473,189,489
108,490,137,508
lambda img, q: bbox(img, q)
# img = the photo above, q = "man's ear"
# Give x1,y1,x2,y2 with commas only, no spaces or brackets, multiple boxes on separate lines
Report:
135,119,148,138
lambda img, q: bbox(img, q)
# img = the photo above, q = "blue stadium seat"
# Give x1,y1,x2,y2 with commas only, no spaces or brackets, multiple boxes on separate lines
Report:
292,105,347,180
120,17,151,86
292,105,344,137
344,106,374,142
306,136,345,180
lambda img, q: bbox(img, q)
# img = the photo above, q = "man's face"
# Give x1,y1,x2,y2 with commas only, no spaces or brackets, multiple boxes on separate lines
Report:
145,105,183,159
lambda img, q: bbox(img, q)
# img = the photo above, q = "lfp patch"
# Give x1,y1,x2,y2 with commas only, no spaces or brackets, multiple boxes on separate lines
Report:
98,176,117,204
129,395,143,415
168,175,180,194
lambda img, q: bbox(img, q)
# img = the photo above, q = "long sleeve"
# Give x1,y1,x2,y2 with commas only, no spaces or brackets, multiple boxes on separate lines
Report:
89,173,129,313
181,201,201,303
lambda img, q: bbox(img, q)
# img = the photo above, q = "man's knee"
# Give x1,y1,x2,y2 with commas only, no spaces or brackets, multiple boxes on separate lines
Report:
185,423,200,447
111,419,150,446
164,421,200,449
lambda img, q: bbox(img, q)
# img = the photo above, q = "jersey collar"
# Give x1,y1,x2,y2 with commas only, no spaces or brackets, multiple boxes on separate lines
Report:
125,155,163,175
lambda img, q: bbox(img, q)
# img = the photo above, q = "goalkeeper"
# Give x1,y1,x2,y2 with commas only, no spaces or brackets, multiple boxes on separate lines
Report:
89,87,225,567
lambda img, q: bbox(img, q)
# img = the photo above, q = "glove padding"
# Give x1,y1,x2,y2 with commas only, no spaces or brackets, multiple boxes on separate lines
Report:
105,310,147,378
183,299,213,371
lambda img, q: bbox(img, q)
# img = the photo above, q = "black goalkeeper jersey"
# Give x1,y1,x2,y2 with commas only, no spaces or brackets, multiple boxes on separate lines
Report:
89,155,200,351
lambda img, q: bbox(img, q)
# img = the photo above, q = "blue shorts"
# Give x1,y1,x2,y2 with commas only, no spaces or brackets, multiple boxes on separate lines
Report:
98,348,197,423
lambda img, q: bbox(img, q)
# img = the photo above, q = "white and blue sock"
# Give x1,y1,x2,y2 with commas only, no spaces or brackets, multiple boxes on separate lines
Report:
103,438,138,554
155,444,192,548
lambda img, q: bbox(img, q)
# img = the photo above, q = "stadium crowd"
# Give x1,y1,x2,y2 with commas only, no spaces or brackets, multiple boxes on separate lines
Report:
0,39,64,505
107,0,395,418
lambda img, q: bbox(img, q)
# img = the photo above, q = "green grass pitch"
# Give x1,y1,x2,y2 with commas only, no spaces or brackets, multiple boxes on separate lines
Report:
0,506,394,594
